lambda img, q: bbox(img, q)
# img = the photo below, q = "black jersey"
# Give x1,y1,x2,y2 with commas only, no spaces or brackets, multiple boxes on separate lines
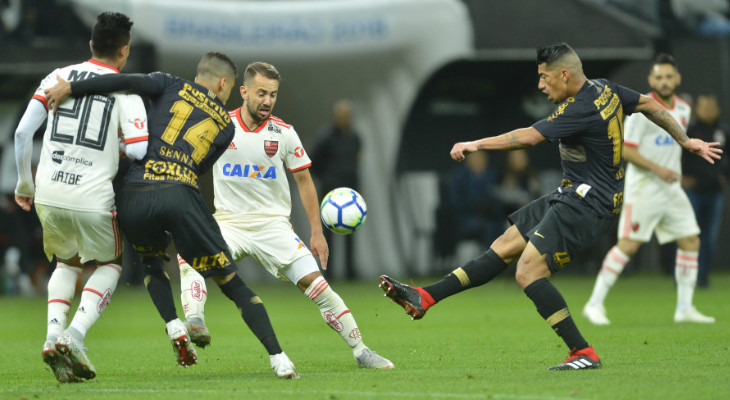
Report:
71,72,233,190
532,79,641,217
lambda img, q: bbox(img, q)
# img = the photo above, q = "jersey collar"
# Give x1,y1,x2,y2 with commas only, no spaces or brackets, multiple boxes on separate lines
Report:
87,59,120,73
234,107,270,133
650,91,675,110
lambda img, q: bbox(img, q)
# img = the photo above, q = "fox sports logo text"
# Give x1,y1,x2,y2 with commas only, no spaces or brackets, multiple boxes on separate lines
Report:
320,187,367,235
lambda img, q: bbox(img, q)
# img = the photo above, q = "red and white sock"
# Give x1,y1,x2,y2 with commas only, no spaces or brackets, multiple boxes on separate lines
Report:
46,262,82,342
587,246,629,307
675,250,698,312
179,255,207,321
67,264,121,340
304,276,366,357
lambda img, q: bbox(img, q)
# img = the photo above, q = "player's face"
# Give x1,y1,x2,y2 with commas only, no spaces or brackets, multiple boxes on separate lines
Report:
537,63,567,104
241,73,279,124
648,64,680,101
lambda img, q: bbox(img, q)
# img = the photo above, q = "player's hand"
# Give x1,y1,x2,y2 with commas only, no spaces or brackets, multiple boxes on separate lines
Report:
450,141,480,161
44,75,72,114
14,194,33,211
653,166,679,183
682,138,723,164
309,231,329,270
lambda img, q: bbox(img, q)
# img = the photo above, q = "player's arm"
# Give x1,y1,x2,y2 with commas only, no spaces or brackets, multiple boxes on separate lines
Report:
116,94,149,160
44,73,163,113
292,168,329,270
623,145,679,183
635,94,722,164
450,127,546,161
13,99,48,211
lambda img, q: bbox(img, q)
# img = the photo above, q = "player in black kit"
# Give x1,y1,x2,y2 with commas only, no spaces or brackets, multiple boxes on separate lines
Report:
45,52,300,378
378,42,722,370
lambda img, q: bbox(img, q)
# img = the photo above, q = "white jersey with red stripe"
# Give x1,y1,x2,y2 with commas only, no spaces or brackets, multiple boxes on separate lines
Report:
33,59,148,212
213,109,312,219
623,92,691,195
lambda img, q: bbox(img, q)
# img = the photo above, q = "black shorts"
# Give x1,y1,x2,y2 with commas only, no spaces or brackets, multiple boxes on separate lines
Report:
117,183,236,278
507,191,614,273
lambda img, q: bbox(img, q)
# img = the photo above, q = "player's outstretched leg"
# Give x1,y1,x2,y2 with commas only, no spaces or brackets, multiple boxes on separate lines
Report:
378,275,431,320
42,340,80,383
179,255,211,347
302,273,393,369
547,346,602,370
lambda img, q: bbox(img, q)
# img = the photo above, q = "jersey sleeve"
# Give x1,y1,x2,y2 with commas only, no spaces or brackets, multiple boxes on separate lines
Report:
72,73,167,98
284,126,312,172
615,84,641,115
531,103,587,143
115,93,149,144
32,68,63,109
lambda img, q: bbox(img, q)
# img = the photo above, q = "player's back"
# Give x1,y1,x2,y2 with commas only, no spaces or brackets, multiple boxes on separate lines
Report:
34,60,145,212
124,73,234,191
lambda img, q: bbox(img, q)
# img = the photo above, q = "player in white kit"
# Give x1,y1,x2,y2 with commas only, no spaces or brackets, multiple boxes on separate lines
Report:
177,62,394,370
13,12,149,383
583,54,715,325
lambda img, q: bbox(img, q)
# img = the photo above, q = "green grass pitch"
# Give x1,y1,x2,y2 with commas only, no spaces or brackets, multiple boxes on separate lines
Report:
1,273,728,400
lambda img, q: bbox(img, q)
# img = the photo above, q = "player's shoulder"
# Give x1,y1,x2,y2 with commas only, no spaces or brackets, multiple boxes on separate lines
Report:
674,95,691,112
269,115,293,130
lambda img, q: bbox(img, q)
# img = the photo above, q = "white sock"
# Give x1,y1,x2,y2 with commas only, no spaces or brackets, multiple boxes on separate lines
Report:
68,264,121,340
587,246,629,307
179,255,207,321
675,250,699,312
46,263,82,342
304,276,366,357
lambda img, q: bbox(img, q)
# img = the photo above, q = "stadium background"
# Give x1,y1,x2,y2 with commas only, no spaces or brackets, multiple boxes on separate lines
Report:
1,0,728,285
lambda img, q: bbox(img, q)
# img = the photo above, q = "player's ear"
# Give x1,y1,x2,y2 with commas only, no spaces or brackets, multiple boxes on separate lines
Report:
240,84,247,98
676,72,682,86
88,40,94,54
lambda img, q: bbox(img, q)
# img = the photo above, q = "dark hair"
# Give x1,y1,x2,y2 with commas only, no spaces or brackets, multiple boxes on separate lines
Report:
91,12,133,59
243,62,280,85
197,51,238,80
536,42,575,66
653,53,677,69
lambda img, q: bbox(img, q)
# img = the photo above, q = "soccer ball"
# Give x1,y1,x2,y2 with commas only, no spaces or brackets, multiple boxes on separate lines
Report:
320,187,367,235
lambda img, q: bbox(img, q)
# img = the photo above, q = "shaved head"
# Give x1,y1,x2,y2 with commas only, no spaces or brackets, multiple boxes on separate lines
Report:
196,52,237,84
537,42,583,76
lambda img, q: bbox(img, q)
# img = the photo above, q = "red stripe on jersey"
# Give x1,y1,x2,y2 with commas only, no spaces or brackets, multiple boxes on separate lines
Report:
289,163,311,172
624,141,639,148
650,92,675,110
87,59,120,73
33,94,48,110
270,115,292,129
125,136,149,144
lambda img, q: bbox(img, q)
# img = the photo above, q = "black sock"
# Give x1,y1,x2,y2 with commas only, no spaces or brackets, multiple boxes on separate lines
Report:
219,275,282,355
424,249,509,303
524,278,588,351
143,257,177,322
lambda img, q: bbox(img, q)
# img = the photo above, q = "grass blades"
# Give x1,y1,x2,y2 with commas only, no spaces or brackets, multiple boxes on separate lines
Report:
1,273,728,400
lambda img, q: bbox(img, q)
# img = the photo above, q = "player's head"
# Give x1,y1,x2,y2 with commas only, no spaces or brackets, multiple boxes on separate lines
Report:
536,42,585,104
648,53,681,102
240,62,281,124
90,12,133,70
333,99,353,130
195,52,238,103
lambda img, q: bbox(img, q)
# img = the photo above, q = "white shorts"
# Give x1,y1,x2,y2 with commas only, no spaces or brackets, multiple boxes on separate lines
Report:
216,215,315,282
618,184,700,244
35,203,122,263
